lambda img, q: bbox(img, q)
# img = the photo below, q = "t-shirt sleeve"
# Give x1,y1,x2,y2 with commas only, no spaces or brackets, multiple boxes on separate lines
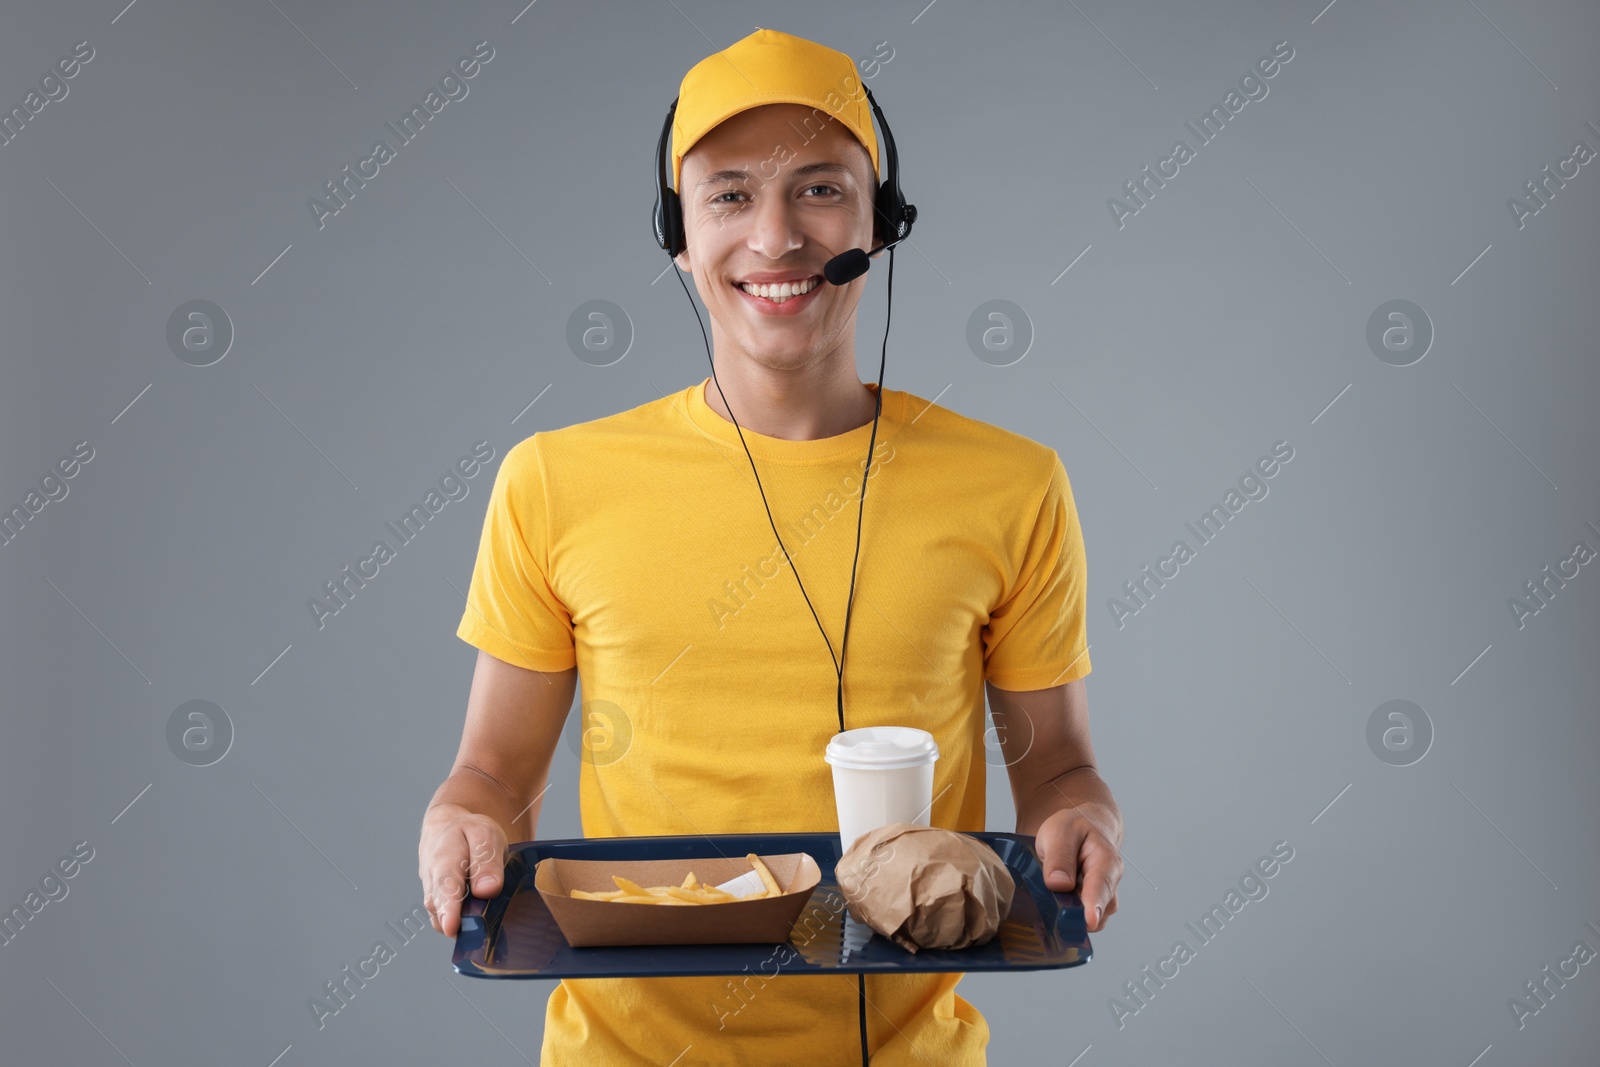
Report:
455,436,577,673
982,451,1092,691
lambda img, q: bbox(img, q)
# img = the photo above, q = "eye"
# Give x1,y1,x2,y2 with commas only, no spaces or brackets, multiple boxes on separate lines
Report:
804,184,840,197
711,191,747,204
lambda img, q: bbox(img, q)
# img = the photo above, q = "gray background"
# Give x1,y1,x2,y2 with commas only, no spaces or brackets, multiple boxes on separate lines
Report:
2,0,1597,1064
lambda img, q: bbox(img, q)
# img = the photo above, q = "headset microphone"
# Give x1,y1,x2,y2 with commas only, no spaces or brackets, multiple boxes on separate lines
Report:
823,231,912,286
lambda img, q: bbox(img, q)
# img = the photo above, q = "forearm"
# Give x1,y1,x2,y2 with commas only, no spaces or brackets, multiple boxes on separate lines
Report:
1015,765,1122,846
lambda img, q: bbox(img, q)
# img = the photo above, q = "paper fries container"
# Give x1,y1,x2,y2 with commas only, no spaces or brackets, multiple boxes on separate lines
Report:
534,852,821,948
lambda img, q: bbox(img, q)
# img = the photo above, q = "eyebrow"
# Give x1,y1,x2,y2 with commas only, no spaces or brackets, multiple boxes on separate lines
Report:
695,161,856,190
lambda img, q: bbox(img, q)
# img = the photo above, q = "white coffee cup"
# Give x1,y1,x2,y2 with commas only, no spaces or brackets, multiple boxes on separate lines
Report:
824,726,940,854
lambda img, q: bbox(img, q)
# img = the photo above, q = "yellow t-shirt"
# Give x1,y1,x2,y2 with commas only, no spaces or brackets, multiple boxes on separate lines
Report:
456,377,1092,1065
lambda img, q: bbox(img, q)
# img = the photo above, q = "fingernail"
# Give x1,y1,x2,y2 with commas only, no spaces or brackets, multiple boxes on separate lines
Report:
1050,868,1068,882
1093,906,1103,927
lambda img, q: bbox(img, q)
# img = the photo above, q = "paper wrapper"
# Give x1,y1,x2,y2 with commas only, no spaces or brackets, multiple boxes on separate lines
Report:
834,824,1015,953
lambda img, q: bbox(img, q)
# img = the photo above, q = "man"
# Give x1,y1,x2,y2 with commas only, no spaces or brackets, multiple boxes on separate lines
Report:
419,27,1122,1065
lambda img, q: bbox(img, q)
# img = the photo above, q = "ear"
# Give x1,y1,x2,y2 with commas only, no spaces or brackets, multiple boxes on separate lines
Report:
674,246,692,273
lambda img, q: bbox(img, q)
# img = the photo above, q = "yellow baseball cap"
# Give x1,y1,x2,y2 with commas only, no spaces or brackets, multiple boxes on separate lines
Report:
671,27,879,193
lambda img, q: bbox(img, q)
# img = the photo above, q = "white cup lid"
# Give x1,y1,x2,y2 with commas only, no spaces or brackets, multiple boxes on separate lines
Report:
824,726,939,770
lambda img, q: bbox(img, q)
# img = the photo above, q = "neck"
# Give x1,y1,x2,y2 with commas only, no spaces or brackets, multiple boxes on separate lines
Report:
702,359,879,441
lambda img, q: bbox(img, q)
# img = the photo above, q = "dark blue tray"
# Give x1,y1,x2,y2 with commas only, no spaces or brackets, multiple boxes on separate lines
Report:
452,831,1092,979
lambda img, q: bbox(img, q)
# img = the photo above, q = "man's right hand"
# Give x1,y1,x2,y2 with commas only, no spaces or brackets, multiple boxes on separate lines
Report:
421,653,577,939
419,804,510,938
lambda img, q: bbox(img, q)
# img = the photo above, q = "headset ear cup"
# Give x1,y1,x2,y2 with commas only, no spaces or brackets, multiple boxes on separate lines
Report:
653,97,686,258
660,188,685,258
874,181,902,249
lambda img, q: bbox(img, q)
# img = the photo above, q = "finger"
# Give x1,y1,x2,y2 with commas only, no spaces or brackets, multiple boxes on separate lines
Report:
1037,815,1088,892
425,886,449,937
427,829,473,938
427,874,463,938
462,822,506,900
419,858,440,933
422,842,448,935
1076,837,1122,930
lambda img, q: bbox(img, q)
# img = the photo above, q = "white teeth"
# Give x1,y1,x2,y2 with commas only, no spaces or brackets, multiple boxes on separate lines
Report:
739,277,819,301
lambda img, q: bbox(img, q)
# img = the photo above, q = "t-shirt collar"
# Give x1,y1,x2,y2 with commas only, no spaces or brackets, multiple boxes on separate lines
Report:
681,376,902,464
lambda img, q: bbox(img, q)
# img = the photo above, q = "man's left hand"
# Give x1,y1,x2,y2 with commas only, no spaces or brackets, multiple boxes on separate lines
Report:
1035,804,1122,932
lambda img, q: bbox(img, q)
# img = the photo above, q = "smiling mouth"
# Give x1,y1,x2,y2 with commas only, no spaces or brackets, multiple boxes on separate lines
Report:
734,275,824,304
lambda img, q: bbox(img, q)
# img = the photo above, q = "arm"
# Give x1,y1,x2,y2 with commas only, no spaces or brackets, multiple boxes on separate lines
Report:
988,676,1124,931
419,649,577,936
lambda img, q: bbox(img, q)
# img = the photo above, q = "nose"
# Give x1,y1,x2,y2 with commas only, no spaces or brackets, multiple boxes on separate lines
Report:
746,187,804,261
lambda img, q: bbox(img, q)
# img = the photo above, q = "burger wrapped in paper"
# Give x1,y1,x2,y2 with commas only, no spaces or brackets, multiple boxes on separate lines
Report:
835,823,1015,953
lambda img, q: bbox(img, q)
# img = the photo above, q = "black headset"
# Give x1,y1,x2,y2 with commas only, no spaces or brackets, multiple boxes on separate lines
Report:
649,83,916,1067
653,84,916,262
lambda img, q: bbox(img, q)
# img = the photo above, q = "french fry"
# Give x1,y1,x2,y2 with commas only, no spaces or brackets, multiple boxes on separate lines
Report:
665,886,706,903
747,853,782,898
568,866,772,903
666,885,735,904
